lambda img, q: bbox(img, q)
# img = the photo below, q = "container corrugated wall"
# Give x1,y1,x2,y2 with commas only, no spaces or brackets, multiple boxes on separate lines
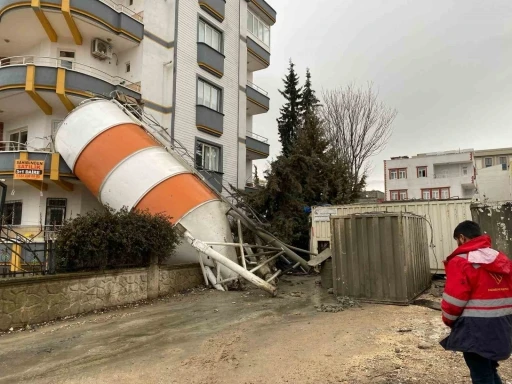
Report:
331,213,431,304
311,200,472,273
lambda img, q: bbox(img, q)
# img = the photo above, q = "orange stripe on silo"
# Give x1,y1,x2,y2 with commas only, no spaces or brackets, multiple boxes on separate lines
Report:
134,173,217,224
74,123,159,197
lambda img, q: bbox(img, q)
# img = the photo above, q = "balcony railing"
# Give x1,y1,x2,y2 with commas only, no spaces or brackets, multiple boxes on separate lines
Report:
247,131,268,143
0,56,141,93
247,81,268,96
0,140,53,153
434,173,470,179
99,0,144,22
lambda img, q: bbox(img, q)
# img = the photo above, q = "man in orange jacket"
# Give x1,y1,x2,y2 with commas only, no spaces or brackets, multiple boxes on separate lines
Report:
441,220,512,384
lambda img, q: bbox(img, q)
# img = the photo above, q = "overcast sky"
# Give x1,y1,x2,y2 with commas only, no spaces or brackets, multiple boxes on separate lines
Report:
252,0,512,191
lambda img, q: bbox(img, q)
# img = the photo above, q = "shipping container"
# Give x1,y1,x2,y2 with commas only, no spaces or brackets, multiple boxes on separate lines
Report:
331,213,431,304
310,200,473,273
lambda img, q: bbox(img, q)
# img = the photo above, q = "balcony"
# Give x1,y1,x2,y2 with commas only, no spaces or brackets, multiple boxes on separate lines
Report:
196,105,224,137
247,37,270,72
247,0,276,26
197,42,225,78
0,56,140,120
246,81,269,115
246,132,269,160
433,173,475,190
198,0,226,22
0,0,143,55
0,148,76,192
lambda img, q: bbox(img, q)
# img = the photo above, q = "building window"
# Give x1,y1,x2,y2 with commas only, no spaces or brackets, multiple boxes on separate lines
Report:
195,141,220,172
45,198,67,226
485,157,493,168
128,0,134,5
2,201,22,225
125,62,131,73
8,130,28,151
500,156,508,166
58,50,75,70
389,168,406,180
390,190,407,201
197,79,221,112
462,166,468,176
422,188,450,200
417,167,427,178
247,11,270,46
198,19,222,52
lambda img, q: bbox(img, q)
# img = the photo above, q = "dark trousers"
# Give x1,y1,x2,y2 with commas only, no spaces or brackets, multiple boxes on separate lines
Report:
463,352,503,384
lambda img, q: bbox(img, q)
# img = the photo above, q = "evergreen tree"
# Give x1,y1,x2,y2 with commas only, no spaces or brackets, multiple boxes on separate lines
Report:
300,68,320,121
237,67,364,250
253,165,260,187
277,60,302,157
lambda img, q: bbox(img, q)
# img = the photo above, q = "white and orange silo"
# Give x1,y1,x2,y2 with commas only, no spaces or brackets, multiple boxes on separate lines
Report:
55,99,238,279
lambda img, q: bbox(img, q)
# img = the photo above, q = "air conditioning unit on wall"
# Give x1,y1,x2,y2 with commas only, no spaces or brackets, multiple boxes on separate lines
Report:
92,39,113,60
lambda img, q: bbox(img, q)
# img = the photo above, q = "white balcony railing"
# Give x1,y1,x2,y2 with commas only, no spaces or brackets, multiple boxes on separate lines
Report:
434,173,471,179
0,140,53,153
247,81,268,96
0,56,141,93
99,0,144,22
247,131,269,144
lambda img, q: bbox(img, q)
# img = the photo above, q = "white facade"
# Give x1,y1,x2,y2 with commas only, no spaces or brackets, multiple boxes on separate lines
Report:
0,0,275,232
474,164,512,202
473,147,512,202
475,147,512,170
384,150,476,201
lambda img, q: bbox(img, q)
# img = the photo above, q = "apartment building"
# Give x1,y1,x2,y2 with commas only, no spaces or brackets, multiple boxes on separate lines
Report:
474,147,512,170
0,0,275,233
384,150,476,201
474,147,512,201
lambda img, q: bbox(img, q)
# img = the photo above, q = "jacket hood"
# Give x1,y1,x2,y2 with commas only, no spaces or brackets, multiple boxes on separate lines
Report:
446,235,511,275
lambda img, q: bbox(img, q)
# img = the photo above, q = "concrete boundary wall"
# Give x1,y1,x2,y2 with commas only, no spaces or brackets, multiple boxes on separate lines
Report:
0,264,203,331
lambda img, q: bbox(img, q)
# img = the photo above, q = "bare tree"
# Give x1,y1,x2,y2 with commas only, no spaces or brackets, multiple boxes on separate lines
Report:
321,83,397,193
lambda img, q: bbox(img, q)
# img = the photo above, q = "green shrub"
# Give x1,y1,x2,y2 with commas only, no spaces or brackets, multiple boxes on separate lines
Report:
55,206,181,272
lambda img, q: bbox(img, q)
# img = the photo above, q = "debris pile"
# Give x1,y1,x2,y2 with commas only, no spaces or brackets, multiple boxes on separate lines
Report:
315,296,361,313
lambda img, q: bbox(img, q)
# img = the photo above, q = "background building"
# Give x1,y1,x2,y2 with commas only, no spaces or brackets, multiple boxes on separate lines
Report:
384,149,475,201
356,190,385,203
0,0,275,234
474,147,512,202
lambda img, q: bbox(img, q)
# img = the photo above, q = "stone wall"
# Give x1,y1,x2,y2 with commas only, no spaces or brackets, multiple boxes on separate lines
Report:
0,264,202,331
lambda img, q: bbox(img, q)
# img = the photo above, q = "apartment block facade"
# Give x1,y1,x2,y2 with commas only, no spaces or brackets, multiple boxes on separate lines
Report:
384,150,476,201
0,0,275,234
474,147,512,201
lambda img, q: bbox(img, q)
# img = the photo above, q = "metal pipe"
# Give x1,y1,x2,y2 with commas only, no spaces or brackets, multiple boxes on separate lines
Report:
250,251,284,274
226,210,310,271
205,266,225,291
220,251,284,285
177,225,277,296
237,220,247,270
197,252,209,286
255,230,310,271
280,255,292,265
266,270,282,283
280,243,318,256
204,242,282,251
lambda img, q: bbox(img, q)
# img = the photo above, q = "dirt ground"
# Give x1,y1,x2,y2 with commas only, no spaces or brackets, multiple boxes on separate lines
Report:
1,275,511,384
